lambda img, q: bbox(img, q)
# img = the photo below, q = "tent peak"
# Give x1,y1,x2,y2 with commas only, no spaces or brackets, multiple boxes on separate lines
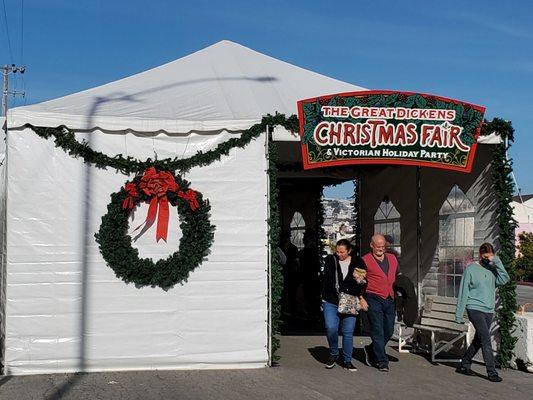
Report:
203,39,252,49
8,41,365,133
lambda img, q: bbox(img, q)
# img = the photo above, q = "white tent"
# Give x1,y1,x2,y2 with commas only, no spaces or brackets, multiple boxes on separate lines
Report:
8,40,364,133
1,41,364,375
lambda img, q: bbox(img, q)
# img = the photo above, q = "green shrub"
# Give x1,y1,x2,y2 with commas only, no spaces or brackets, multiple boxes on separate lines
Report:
514,232,533,281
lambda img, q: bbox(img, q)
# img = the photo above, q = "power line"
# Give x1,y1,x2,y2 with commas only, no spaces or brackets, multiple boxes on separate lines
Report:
1,0,26,108
19,0,25,105
1,0,14,63
20,0,24,64
2,64,26,120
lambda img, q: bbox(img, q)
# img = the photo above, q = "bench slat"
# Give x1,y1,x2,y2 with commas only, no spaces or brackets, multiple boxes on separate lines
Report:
422,310,458,321
420,317,468,332
412,324,465,335
430,303,457,313
428,296,458,305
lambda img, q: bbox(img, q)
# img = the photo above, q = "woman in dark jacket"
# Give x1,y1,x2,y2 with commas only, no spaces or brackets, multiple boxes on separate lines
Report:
322,239,367,371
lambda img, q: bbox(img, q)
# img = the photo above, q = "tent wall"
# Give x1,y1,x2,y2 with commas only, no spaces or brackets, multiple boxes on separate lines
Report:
278,181,323,237
359,145,497,291
359,167,418,282
4,127,269,375
0,152,6,372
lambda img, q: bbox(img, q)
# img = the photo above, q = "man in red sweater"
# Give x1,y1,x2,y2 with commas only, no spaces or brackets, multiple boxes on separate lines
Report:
361,234,399,372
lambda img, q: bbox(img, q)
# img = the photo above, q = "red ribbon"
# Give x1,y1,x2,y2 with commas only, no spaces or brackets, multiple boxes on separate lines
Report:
122,183,139,211
123,168,200,242
178,189,199,211
133,167,179,242
139,196,171,242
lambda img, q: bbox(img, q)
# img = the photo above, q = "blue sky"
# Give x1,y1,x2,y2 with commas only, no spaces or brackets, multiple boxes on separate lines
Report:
2,1,532,197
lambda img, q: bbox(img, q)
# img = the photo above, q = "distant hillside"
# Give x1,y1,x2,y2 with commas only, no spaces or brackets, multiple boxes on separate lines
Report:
322,198,354,239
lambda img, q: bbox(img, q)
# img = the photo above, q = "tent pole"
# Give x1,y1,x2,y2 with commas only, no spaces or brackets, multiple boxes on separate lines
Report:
0,75,6,373
354,175,362,257
416,166,422,307
265,125,272,366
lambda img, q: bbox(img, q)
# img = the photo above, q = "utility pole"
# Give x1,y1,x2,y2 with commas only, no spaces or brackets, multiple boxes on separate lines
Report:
2,64,26,133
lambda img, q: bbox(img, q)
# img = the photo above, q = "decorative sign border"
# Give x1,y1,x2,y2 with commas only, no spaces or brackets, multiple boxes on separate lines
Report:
297,90,486,172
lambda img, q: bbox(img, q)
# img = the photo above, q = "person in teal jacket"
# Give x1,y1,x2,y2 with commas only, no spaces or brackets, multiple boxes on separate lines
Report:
455,242,510,382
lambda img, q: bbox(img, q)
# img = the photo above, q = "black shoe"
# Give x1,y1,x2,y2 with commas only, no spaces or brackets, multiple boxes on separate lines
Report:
488,374,502,382
325,354,337,369
363,344,373,366
377,363,389,372
455,366,475,376
342,361,358,372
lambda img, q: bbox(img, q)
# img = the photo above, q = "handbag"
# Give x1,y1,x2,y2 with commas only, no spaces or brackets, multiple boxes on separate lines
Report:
335,257,360,315
338,292,359,315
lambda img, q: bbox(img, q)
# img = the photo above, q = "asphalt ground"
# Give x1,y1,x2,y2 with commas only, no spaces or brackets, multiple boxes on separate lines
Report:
1,335,532,400
516,283,533,305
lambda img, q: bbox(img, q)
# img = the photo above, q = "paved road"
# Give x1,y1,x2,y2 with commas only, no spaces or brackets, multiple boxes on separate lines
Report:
1,287,531,400
0,336,531,400
516,283,533,305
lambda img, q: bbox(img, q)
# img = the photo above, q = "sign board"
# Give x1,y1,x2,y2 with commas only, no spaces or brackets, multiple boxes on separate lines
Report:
297,90,486,172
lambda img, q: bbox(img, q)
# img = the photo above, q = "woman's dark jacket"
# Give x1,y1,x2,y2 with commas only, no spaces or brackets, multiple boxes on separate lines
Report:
321,254,367,305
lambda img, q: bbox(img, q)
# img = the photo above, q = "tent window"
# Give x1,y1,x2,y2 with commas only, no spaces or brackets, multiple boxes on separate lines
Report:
436,185,475,297
374,197,401,256
290,211,306,250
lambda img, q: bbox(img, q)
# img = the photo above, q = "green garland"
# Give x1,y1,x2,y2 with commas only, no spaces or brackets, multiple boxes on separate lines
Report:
482,118,518,367
315,186,327,263
29,113,518,366
268,135,282,363
94,171,214,289
28,114,298,174
352,178,361,257
30,113,298,361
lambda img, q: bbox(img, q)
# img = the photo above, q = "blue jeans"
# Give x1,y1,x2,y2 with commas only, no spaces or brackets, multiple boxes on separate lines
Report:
323,301,356,364
461,309,497,376
366,293,395,366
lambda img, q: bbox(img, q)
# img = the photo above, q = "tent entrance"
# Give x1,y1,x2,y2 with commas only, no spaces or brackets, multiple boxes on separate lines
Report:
273,139,497,339
276,176,372,337
277,176,365,335
278,179,326,334
274,140,366,335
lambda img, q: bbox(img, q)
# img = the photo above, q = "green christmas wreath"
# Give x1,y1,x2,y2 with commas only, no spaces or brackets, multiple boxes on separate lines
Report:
30,114,298,291
95,167,215,289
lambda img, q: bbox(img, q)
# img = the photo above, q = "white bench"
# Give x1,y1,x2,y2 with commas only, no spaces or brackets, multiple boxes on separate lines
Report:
407,295,468,363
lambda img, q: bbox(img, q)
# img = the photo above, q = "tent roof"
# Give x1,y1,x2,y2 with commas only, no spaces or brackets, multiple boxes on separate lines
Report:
513,194,533,203
8,40,365,133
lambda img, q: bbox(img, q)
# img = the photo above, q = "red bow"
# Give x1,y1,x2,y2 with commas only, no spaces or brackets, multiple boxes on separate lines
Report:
178,189,199,211
133,167,179,242
122,183,139,211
